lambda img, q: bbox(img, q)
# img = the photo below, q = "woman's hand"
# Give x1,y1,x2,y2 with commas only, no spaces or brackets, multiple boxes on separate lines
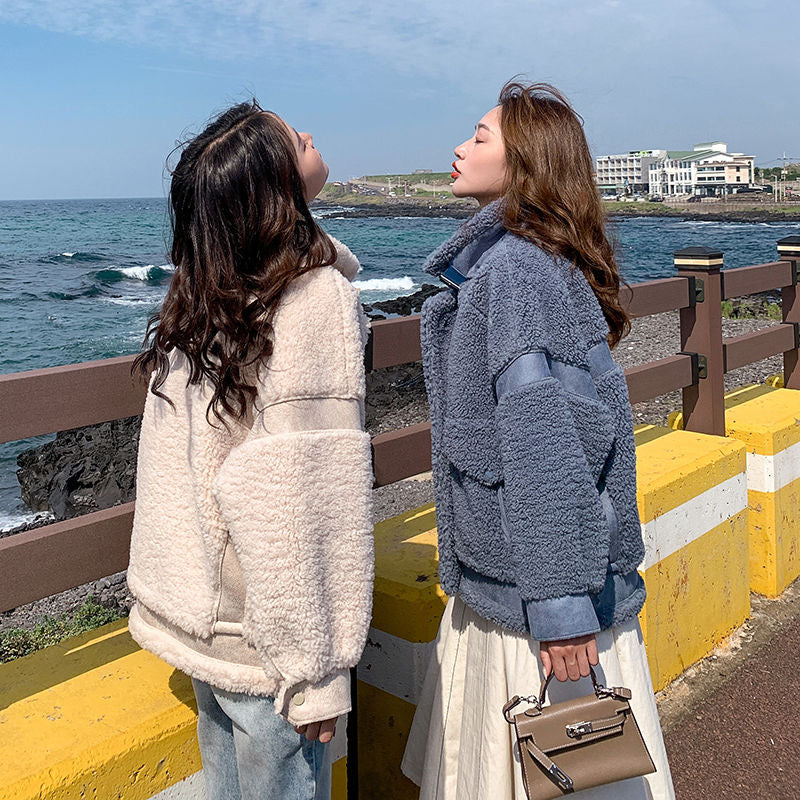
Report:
540,634,599,681
293,716,338,743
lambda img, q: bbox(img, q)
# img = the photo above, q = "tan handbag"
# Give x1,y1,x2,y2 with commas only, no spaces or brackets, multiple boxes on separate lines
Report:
503,667,656,799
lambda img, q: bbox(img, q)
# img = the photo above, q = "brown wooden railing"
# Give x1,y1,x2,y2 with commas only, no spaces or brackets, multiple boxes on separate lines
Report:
1,236,799,613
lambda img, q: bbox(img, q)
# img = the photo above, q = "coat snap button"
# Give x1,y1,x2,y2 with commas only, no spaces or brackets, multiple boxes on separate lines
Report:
292,692,305,706
484,469,496,482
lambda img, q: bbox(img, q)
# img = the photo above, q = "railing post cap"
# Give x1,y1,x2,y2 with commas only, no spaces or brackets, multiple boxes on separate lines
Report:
674,246,723,270
778,235,800,257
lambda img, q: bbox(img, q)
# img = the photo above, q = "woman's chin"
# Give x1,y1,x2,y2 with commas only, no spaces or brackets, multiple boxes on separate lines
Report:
451,181,469,199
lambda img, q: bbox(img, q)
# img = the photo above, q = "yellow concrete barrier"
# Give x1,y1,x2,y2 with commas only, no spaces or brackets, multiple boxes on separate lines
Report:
724,385,800,596
0,619,201,800
0,427,758,799
0,617,349,799
355,504,445,800
633,424,750,689
667,381,800,598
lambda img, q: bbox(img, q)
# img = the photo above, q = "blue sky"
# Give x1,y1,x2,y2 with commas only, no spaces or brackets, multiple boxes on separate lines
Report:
0,0,797,200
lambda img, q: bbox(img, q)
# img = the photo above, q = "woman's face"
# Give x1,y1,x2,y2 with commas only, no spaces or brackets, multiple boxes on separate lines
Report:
451,105,507,206
282,117,329,202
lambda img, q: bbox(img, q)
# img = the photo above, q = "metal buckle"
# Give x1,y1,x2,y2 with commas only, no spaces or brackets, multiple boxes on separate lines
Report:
503,694,541,723
548,764,574,791
595,685,633,701
566,721,593,738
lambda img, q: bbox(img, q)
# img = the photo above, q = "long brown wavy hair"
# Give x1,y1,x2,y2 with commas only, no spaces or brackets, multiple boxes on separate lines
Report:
498,81,631,348
133,100,336,425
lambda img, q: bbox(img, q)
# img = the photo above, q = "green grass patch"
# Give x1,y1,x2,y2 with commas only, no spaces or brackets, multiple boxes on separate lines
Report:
0,596,125,663
720,299,784,320
767,302,783,320
316,190,389,205
361,172,453,183
721,299,735,318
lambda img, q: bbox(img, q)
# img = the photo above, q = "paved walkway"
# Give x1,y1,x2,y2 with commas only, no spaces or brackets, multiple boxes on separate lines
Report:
663,614,800,799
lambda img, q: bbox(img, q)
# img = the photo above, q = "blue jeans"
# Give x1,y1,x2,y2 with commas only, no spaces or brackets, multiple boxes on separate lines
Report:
191,677,332,800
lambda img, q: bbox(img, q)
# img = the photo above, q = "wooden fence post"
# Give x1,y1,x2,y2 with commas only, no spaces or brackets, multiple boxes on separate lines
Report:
674,246,726,436
778,236,800,390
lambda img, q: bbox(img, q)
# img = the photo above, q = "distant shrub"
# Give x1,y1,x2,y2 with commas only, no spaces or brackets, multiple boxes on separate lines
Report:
721,300,735,318
766,302,783,320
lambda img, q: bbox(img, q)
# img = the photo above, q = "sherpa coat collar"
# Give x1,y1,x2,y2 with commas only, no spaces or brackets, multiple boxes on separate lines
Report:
423,198,505,277
331,236,361,281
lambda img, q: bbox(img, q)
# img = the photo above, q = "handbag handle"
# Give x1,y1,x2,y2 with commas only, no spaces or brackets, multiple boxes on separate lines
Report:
538,664,602,707
503,666,633,722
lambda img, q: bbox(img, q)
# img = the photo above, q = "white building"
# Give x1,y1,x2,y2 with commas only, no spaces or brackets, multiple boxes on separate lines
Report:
647,142,755,198
595,150,667,194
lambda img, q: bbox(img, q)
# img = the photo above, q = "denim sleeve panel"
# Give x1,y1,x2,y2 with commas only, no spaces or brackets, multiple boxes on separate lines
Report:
522,594,602,641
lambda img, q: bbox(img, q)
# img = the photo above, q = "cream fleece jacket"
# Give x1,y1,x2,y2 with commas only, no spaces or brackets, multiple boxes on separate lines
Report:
126,238,374,726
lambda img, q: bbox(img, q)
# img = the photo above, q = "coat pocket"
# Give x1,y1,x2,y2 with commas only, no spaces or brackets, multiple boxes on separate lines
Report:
442,417,513,580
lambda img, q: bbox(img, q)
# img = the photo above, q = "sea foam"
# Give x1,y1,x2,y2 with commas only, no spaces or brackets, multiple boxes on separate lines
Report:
119,264,174,280
0,509,54,534
353,276,416,292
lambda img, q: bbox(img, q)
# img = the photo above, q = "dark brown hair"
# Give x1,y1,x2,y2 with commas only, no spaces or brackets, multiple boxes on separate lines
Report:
133,100,336,424
498,81,631,348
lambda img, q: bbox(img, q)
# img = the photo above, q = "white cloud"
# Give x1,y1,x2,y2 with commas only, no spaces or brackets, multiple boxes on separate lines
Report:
2,0,797,156
0,0,696,77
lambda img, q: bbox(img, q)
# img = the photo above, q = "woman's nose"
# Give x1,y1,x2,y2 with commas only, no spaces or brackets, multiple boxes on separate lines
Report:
454,141,467,160
300,131,313,148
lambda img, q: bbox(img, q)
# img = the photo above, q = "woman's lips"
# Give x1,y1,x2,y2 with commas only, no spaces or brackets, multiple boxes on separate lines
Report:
451,161,460,179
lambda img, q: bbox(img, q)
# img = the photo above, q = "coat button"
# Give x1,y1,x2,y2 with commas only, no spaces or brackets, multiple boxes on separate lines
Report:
484,469,496,482
292,692,305,706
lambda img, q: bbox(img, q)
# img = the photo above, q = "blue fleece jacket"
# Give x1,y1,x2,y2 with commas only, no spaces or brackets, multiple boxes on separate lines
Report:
420,199,647,641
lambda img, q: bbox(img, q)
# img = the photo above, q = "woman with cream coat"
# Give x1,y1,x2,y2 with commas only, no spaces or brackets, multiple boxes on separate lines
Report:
127,100,374,800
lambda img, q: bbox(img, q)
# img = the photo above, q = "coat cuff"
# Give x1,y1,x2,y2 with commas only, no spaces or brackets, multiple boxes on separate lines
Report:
276,668,352,726
523,593,601,642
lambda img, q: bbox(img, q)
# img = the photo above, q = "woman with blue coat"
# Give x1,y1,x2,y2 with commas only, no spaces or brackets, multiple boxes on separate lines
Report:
401,81,675,799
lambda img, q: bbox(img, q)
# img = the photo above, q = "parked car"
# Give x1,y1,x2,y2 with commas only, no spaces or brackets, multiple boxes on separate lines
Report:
648,195,664,203
687,195,702,203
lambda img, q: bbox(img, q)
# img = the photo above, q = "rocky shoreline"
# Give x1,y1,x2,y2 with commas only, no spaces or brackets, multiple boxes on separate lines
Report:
313,198,800,224
0,282,789,632
608,206,800,225
314,198,478,219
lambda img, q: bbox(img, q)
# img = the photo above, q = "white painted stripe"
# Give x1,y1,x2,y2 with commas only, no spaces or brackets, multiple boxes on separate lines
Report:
151,770,206,799
745,439,800,494
640,472,747,570
357,627,434,705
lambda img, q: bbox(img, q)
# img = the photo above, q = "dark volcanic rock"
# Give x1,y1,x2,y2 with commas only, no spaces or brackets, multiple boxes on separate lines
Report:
16,416,141,521
363,283,443,318
313,199,477,219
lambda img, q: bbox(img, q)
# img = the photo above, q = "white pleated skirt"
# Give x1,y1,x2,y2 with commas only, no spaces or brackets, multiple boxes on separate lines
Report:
401,594,675,800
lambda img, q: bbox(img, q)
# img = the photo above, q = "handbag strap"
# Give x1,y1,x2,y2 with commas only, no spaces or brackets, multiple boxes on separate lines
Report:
521,737,575,792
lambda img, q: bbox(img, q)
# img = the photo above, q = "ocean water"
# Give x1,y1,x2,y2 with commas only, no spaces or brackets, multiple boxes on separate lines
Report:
1,197,799,528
